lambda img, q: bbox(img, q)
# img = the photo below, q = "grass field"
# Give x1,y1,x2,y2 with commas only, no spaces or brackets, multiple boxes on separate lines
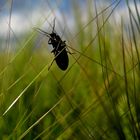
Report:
0,0,140,139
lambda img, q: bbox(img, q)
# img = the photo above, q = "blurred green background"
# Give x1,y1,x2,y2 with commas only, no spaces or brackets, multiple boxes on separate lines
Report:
0,0,140,139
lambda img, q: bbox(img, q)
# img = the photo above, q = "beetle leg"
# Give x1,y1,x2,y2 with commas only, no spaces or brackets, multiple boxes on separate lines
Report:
61,41,66,46
66,46,74,54
51,49,54,53
67,51,75,54
48,38,52,44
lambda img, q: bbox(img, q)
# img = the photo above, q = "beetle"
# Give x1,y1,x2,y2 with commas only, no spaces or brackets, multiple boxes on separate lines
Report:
35,19,69,71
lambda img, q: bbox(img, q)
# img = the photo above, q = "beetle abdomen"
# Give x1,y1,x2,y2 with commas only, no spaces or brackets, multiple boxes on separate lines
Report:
55,50,68,70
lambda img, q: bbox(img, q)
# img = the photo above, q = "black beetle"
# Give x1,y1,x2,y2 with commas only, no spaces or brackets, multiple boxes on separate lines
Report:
35,19,69,71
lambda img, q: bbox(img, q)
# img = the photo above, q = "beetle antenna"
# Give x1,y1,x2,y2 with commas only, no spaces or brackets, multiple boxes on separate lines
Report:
52,18,56,33
34,27,50,38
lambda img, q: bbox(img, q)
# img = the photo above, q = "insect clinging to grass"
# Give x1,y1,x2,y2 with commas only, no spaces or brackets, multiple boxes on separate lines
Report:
35,19,69,71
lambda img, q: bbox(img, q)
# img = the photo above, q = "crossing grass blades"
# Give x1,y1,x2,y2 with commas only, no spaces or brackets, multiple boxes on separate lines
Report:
35,19,69,71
